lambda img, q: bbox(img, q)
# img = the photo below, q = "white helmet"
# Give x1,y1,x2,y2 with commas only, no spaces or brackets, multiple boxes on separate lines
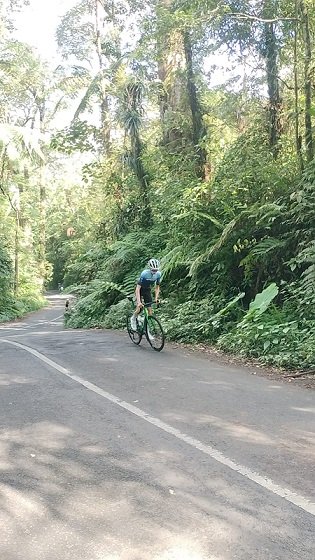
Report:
148,258,160,271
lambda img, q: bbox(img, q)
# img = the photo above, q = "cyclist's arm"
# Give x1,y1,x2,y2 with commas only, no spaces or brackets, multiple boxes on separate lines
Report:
135,284,142,306
155,283,160,303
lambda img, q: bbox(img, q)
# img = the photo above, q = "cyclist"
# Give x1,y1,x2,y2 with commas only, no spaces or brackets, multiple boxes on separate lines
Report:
130,258,161,331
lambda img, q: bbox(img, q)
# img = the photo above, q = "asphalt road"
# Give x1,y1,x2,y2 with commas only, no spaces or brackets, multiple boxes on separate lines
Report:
0,295,314,560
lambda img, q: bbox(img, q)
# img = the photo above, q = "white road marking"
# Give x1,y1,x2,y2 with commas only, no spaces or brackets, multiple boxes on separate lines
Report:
51,315,64,321
26,316,65,328
1,330,80,338
1,337,315,518
0,326,28,331
0,315,64,331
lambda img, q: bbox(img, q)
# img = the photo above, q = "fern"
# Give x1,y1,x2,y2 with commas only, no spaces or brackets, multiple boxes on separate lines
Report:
298,243,315,303
301,264,315,296
240,238,286,271
189,214,241,275
120,268,139,295
250,237,285,256
161,245,190,278
189,202,285,276
287,242,315,311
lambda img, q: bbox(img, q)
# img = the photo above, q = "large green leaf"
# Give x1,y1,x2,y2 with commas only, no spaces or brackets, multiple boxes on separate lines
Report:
242,283,279,322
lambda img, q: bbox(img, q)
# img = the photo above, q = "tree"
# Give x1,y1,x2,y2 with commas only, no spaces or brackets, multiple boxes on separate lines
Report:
183,30,207,177
57,0,128,154
262,1,283,155
299,0,314,162
121,79,152,227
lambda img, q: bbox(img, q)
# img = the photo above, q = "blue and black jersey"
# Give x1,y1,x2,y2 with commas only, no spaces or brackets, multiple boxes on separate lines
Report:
137,269,161,288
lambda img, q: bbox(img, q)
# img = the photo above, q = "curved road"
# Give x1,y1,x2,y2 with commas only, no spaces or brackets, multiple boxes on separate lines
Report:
0,295,314,560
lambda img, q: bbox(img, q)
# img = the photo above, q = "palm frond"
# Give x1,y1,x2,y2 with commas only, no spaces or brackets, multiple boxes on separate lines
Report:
72,72,103,122
123,111,142,136
0,123,45,162
189,201,283,276
194,212,223,229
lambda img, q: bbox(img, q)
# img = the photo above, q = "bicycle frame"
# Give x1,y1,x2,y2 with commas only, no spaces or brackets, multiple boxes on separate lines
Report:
136,302,157,334
126,297,165,351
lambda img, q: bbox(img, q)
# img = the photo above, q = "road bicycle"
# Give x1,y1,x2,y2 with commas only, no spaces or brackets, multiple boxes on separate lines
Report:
126,298,165,352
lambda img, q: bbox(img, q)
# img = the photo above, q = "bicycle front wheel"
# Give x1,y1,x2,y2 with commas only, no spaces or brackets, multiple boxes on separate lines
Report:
145,315,165,351
126,314,142,346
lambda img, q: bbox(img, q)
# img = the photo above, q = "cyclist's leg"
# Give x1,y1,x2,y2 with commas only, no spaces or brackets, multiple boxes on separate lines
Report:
141,288,153,311
131,288,140,330
141,289,155,339
136,286,153,313
131,287,148,329
136,286,151,313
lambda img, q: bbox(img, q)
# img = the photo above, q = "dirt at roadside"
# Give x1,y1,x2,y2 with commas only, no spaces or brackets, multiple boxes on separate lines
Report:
170,342,315,390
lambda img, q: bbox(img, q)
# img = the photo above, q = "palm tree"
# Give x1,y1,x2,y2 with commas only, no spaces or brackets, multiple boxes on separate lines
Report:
121,79,152,228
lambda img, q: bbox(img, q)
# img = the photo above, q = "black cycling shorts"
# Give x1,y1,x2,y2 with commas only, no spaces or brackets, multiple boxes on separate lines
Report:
140,287,153,305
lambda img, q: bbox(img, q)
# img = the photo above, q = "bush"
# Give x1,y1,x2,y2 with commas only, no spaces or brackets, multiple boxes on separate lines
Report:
65,280,125,328
158,294,243,343
218,311,315,369
101,298,132,329
0,293,45,323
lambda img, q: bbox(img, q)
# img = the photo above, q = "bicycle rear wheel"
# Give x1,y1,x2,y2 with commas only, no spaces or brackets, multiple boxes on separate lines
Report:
145,315,165,351
126,314,142,345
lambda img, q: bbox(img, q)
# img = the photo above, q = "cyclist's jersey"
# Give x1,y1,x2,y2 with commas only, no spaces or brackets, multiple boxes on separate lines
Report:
137,269,161,289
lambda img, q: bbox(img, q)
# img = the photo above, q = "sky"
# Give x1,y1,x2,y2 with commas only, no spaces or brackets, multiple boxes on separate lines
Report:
12,0,251,92
13,0,232,85
13,0,76,62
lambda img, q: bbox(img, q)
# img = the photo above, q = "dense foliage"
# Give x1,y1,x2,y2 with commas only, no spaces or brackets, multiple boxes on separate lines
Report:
1,0,315,370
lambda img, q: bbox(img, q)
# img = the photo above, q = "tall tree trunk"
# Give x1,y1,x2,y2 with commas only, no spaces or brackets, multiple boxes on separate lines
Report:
38,162,46,278
294,0,304,172
157,0,188,148
183,31,207,179
264,21,282,156
125,82,152,228
0,149,20,293
38,105,46,285
299,0,314,163
95,0,111,153
14,206,20,295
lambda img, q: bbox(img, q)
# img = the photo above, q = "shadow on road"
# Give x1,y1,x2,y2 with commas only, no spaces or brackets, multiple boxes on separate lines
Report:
0,373,314,560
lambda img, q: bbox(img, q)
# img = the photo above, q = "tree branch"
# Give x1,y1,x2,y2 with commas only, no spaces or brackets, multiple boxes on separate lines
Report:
237,57,295,91
284,370,315,378
228,12,298,24
0,149,16,212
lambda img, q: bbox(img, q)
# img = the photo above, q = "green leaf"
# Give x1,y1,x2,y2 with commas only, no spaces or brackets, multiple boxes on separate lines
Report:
195,212,223,229
238,283,279,328
248,283,279,317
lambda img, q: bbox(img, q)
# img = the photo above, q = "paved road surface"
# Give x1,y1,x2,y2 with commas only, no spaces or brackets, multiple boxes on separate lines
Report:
0,295,314,560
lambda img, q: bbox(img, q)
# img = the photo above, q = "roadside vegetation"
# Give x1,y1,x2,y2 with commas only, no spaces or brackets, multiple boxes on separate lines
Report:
1,0,315,370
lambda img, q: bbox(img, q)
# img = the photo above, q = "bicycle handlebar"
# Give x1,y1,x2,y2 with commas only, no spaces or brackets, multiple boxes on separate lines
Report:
144,301,161,308
127,295,161,309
